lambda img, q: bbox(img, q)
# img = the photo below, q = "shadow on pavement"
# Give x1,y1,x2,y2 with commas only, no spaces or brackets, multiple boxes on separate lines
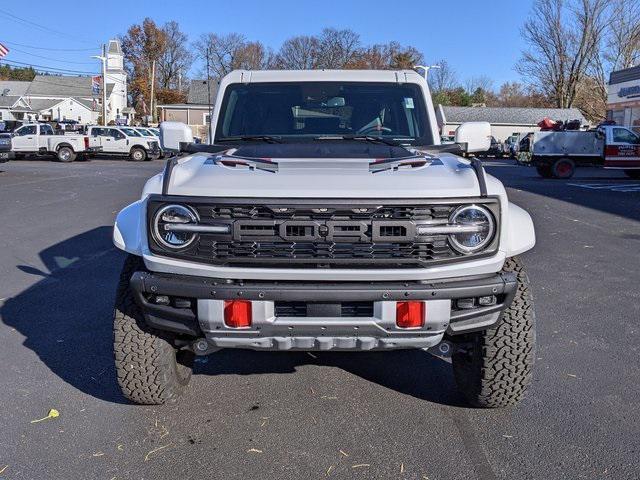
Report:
485,161,640,223
197,349,466,407
1,226,129,404
1,226,465,407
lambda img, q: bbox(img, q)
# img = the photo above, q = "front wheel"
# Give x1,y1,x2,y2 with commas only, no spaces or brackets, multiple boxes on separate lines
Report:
624,169,640,179
129,147,147,162
113,255,194,404
452,256,536,408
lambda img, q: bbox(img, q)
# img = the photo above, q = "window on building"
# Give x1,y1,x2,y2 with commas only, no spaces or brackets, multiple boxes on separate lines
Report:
610,109,625,126
0,111,3,120
612,127,640,144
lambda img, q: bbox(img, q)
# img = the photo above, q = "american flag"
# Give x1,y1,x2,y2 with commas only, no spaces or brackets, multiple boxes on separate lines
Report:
0,43,9,58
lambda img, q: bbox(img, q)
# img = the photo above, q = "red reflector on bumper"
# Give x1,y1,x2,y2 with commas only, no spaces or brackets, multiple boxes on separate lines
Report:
224,300,252,328
396,301,425,328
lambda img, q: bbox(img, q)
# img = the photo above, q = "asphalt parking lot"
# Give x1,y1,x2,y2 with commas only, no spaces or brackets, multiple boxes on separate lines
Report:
0,157,639,480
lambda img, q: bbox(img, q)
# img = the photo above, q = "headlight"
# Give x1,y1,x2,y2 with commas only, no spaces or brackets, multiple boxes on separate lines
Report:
152,204,198,249
448,205,495,254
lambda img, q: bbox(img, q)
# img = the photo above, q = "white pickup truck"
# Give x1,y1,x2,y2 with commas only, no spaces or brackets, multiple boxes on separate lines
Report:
87,126,161,161
522,124,640,179
10,123,102,162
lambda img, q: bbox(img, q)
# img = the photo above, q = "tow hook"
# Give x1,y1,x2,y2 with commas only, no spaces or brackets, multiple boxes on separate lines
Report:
191,339,218,355
426,340,453,361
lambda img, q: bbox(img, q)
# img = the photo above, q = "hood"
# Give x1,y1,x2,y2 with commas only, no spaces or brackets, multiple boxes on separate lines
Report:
164,149,484,199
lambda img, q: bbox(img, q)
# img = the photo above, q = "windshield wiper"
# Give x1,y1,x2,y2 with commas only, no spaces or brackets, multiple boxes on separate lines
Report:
313,135,402,147
220,135,283,144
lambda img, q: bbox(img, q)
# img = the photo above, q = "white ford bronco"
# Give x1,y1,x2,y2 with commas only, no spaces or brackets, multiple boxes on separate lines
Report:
113,70,536,407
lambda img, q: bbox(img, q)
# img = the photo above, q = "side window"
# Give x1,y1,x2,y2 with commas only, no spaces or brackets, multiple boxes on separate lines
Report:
612,128,640,144
19,125,37,135
110,129,125,139
41,125,54,135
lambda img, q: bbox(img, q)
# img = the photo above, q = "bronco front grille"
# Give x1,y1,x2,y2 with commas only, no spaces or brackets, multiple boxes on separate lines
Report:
147,197,500,268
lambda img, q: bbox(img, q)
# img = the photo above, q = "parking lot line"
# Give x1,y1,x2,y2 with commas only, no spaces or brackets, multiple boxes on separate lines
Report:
567,182,640,193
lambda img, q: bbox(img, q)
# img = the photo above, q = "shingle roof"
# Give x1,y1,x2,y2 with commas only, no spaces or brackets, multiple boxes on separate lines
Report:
21,98,65,112
26,75,114,98
440,106,587,126
187,79,218,105
73,97,99,111
0,95,21,108
0,80,31,96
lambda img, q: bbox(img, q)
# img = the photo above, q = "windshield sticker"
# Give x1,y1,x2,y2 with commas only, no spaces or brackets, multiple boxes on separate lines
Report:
404,97,415,109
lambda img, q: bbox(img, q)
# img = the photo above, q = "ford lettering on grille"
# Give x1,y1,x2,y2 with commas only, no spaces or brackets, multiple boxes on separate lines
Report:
232,219,416,243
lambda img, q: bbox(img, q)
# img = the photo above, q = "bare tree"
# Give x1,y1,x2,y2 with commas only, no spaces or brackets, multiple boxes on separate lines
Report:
428,60,458,93
157,21,193,91
275,36,319,69
194,32,247,79
352,42,424,69
465,76,495,95
604,0,640,70
517,0,608,109
315,28,361,68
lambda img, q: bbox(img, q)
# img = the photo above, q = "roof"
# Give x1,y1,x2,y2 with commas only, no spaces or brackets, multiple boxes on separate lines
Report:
108,39,122,55
21,98,65,112
609,66,640,85
0,80,31,96
187,79,218,105
73,97,99,111
26,75,114,98
439,106,587,126
0,95,21,108
157,103,210,109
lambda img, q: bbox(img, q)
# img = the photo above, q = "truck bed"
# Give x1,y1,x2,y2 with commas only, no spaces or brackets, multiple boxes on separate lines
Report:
532,131,604,158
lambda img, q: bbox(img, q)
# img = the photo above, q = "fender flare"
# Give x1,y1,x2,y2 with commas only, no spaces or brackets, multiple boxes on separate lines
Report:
504,201,535,257
113,200,145,255
56,143,74,152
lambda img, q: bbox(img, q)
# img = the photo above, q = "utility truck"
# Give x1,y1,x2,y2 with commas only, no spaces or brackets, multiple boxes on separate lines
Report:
87,126,161,161
522,124,640,179
10,123,101,162
112,70,537,408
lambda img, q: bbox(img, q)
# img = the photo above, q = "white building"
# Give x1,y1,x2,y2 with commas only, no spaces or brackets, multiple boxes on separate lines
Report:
0,39,130,126
436,105,588,141
607,65,640,130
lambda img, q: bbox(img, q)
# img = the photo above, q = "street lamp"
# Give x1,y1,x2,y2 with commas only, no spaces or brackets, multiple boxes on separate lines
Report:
91,44,107,126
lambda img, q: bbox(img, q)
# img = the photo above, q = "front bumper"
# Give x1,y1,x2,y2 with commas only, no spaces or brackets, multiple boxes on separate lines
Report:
129,270,517,351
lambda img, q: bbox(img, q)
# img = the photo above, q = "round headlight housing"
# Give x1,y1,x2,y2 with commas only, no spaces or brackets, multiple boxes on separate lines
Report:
153,204,198,249
448,205,495,254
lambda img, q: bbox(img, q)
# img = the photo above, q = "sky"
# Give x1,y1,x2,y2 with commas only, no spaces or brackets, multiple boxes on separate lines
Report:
0,0,534,88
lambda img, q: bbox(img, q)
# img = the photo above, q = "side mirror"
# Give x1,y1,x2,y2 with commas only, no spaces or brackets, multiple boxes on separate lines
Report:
455,121,491,153
160,121,193,152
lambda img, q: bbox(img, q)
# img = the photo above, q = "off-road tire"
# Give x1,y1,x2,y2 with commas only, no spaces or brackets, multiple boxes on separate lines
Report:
551,157,575,179
129,147,147,162
113,255,194,404
57,146,76,162
535,164,552,178
624,169,640,179
452,256,535,408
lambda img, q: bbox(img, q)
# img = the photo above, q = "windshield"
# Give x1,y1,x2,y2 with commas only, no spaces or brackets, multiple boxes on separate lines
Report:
120,127,141,137
215,82,432,145
137,128,152,136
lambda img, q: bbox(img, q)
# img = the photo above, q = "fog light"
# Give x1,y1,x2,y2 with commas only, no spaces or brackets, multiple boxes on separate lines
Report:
478,295,497,306
154,295,170,305
456,298,475,309
224,300,252,328
396,301,425,328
